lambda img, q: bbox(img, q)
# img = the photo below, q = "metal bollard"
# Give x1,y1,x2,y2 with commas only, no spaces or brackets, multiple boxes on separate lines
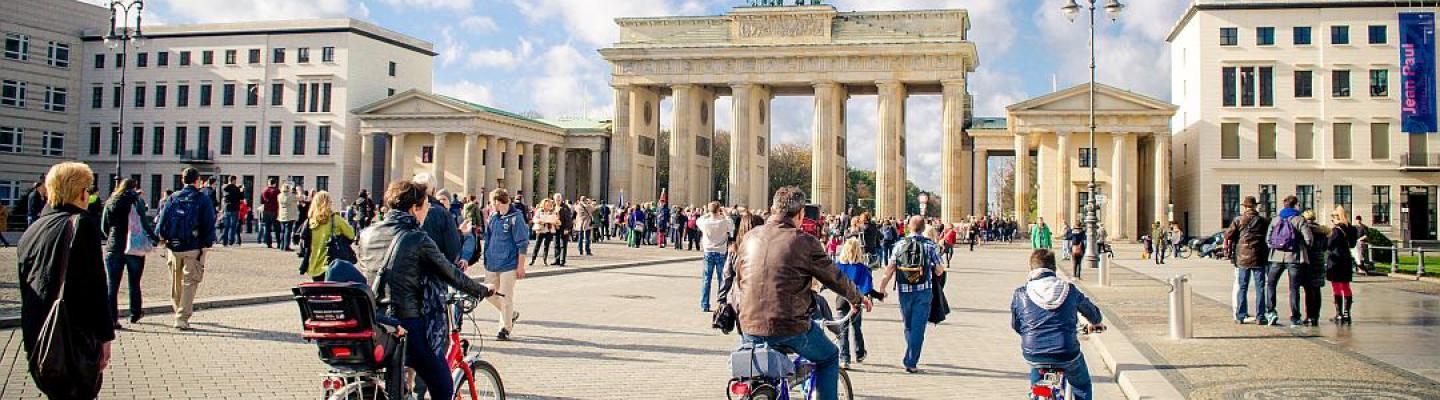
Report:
1420,250,1428,280
1099,253,1112,287
1168,274,1193,339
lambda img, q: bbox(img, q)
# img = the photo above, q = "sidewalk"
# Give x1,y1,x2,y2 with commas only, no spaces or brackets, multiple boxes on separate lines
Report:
1075,244,1440,399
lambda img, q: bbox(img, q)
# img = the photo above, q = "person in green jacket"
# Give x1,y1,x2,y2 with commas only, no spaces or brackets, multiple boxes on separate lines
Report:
301,191,356,281
1031,217,1053,249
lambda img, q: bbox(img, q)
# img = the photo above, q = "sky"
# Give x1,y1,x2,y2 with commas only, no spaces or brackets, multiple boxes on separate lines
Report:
84,0,1189,192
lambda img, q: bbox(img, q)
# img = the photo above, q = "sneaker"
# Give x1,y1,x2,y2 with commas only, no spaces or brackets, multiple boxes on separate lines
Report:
174,321,192,331
905,368,922,374
496,329,511,341
130,310,144,324
856,354,867,364
702,307,712,313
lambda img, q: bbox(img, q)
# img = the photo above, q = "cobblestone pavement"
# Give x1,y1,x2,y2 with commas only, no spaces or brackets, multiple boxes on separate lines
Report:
0,238,696,320
1076,245,1440,399
0,247,1123,399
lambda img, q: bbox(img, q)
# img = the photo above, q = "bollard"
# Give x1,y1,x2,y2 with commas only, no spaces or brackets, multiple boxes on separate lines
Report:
1168,274,1193,339
1420,250,1428,280
1099,253,1111,287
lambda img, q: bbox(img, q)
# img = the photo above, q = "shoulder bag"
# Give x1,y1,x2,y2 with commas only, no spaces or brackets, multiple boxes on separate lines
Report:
325,215,358,264
31,215,103,399
124,202,155,256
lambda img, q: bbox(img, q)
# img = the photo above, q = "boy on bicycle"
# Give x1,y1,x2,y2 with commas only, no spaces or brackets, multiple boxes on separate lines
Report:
1010,249,1105,400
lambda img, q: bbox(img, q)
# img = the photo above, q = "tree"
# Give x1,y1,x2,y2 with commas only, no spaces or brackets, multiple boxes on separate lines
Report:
995,156,1037,221
843,167,926,217
656,129,671,194
711,130,731,201
768,143,812,194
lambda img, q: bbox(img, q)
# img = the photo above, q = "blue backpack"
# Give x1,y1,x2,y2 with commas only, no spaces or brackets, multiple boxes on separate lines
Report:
1267,216,1301,253
157,189,207,249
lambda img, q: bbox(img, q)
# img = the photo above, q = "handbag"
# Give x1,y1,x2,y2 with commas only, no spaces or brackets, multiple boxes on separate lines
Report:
711,255,739,334
325,215,358,264
124,202,154,256
31,215,104,399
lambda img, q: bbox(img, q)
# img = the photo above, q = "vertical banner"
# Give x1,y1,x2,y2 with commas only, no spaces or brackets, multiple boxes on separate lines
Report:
1400,12,1437,134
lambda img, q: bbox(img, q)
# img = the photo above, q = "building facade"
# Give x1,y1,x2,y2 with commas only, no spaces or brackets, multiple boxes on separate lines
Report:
77,18,433,207
0,0,108,209
1170,0,1440,242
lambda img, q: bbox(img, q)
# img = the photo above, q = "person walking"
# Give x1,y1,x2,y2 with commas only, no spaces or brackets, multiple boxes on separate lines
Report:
155,168,218,330
220,176,244,247
0,203,12,247
696,202,734,312
1010,249,1105,400
1224,196,1270,324
878,215,945,374
672,205,688,250
260,179,281,248
834,238,877,369
18,163,115,399
299,191,356,282
1352,215,1371,274
353,189,377,230
1326,206,1359,324
277,184,299,252
574,198,594,256
482,188,530,341
24,180,46,224
1151,221,1168,265
1059,222,1073,260
1031,217,1053,250
1066,222,1086,279
529,199,558,266
1264,195,1314,327
100,178,160,329
554,195,575,266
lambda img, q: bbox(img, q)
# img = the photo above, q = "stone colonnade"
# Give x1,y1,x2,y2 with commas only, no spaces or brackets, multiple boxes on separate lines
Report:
358,131,602,204
1008,131,1170,240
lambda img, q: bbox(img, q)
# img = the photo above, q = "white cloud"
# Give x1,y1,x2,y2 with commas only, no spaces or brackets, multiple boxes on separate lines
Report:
379,0,473,11
437,27,464,68
461,15,500,32
522,44,603,118
465,37,535,69
160,0,352,23
435,79,496,106
510,0,687,47
1032,1,1184,100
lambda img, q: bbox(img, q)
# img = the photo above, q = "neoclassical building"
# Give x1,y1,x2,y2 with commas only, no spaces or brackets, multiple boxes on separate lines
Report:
354,90,608,204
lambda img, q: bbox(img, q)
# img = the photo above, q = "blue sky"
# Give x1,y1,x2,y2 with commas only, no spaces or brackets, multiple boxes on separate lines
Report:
86,0,1188,191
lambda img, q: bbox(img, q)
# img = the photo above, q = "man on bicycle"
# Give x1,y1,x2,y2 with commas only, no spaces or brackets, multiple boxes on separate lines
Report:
732,187,871,400
1010,249,1104,400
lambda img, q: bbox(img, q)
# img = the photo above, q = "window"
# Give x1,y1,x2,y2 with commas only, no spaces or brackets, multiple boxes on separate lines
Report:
1259,66,1273,106
156,51,168,67
322,82,332,112
1370,69,1389,97
1372,186,1391,225
421,146,434,163
151,126,164,155
1222,67,1237,107
93,53,105,69
114,53,124,68
2,80,27,108
1333,123,1352,159
1258,123,1277,159
179,51,191,66
696,136,711,156
1371,122,1390,159
1296,185,1315,211
270,82,283,106
1220,27,1238,46
224,49,236,65
1295,123,1315,160
322,47,335,62
136,52,148,68
1078,147,1098,168
1295,70,1313,98
638,136,656,156
222,83,235,106
220,126,234,155
1332,26,1350,44
245,83,259,106
289,176,306,189
1257,27,1275,45
1260,184,1277,218
202,50,214,65
150,175,162,204
296,83,307,113
268,125,281,155
43,86,66,112
176,84,189,107
0,127,22,153
46,42,69,68
130,125,143,155
90,86,103,109
387,88,395,97
88,126,100,155
1333,70,1351,97
293,125,306,155
199,84,212,107
272,48,285,63
1369,25,1387,44
110,127,119,155
1222,185,1241,228
153,85,167,108
1335,185,1353,215
174,126,188,155
296,81,333,113
246,49,259,64
197,126,210,157
388,61,397,77
317,125,331,155
1294,26,1312,45
1240,66,1256,107
297,47,310,63
4,33,29,60
243,126,257,155
111,84,121,108
133,84,146,108
1411,128,1431,164
0,180,19,207
316,176,329,192
1221,122,1240,159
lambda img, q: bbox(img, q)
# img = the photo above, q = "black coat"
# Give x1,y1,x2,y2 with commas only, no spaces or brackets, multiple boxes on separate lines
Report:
1326,224,1359,283
357,211,490,320
100,190,159,254
18,205,115,400
420,199,462,262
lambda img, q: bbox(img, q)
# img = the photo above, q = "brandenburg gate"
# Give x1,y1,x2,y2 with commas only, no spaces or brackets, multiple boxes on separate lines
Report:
600,3,979,220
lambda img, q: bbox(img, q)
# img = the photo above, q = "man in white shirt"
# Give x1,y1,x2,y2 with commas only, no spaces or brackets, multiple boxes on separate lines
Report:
697,201,735,312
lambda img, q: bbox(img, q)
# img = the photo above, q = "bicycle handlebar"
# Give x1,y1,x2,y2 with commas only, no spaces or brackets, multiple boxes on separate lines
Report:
820,296,860,329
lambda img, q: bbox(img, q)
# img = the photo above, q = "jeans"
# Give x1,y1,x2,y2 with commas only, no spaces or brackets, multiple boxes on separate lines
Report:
1289,265,1323,322
105,252,145,322
1264,263,1294,323
700,252,726,310
1025,353,1093,400
837,300,866,363
899,289,933,369
742,322,840,400
578,229,592,255
553,231,570,265
221,212,240,246
1233,266,1266,322
260,215,276,247
1153,243,1167,264
398,318,452,400
1061,240,1072,260
278,220,295,250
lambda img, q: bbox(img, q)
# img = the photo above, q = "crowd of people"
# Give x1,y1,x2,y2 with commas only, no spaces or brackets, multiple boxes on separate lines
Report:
1224,195,1365,327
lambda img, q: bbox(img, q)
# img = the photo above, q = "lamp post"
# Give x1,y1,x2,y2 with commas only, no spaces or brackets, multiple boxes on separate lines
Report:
105,0,145,182
1061,0,1124,279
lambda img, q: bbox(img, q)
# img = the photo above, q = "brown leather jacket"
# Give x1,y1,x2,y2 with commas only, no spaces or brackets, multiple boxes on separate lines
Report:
732,216,864,337
1224,209,1270,268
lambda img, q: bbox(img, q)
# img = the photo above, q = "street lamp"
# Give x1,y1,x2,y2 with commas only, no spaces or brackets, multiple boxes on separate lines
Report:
106,0,145,182
1061,0,1123,280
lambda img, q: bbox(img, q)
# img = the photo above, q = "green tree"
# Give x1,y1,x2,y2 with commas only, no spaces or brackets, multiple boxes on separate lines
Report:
656,129,670,195
711,130,730,200
768,143,812,194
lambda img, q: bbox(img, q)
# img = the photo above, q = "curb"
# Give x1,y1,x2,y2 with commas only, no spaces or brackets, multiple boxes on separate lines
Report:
0,255,704,330
1067,266,1187,400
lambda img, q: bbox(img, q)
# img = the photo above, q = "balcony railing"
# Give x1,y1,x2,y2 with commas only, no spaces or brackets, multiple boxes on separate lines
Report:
180,149,214,163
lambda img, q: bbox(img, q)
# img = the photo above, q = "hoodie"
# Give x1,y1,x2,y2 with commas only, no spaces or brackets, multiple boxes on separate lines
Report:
1010,269,1103,358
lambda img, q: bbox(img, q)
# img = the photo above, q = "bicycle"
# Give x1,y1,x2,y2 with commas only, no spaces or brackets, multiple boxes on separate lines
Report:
1028,324,1104,400
726,295,858,400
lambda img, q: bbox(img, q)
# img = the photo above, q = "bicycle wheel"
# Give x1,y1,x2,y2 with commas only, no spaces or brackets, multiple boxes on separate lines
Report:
454,360,506,400
802,369,853,400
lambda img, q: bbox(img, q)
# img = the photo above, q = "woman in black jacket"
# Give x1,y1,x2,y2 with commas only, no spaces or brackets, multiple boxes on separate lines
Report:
100,178,160,328
356,179,492,400
1326,206,1359,324
18,162,114,399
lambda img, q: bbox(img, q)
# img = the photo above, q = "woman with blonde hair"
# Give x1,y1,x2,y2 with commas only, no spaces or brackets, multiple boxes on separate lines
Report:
299,191,356,281
18,162,114,399
1325,205,1360,324
529,198,559,266
834,237,877,368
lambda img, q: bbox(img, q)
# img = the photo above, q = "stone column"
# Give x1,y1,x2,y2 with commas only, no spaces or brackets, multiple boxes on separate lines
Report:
484,135,501,193
694,88,717,205
729,84,755,206
590,149,603,200
359,131,375,194
750,85,774,209
461,133,478,195
501,139,517,195
670,84,696,206
941,79,970,222
812,81,842,213
521,142,535,204
389,132,408,181
1112,133,1130,240
1056,130,1072,225
629,87,660,202
1154,133,1171,225
1014,133,1030,223
609,86,632,203
975,149,990,216
877,80,907,219
555,148,569,200
537,144,551,199
431,132,448,191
